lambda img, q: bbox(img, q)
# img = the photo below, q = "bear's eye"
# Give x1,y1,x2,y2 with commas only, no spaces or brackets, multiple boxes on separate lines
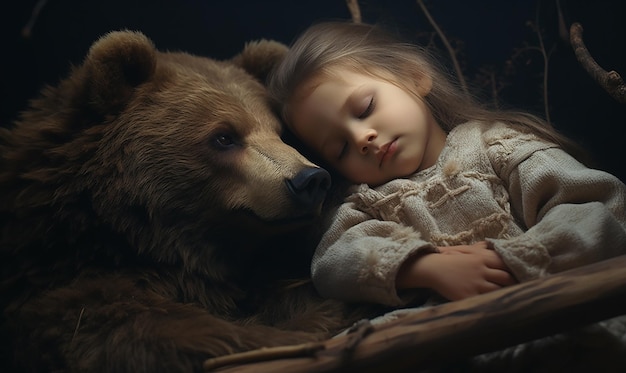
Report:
211,133,237,150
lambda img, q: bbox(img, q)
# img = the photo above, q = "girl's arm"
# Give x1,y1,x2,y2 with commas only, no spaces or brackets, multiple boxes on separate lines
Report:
396,241,517,301
487,146,626,281
311,203,437,306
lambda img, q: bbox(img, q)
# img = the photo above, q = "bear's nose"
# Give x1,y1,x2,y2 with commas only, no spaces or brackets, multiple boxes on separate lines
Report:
286,167,331,210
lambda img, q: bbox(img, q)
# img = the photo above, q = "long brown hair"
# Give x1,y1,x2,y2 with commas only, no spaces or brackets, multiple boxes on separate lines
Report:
268,21,585,163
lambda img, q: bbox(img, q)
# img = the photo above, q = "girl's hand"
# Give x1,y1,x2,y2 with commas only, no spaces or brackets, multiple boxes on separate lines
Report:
396,241,518,301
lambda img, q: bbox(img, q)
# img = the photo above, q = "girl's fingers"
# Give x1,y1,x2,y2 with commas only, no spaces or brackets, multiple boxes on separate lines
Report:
486,268,518,286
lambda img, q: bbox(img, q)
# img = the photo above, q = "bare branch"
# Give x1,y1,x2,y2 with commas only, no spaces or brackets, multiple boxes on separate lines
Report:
416,0,469,96
345,0,362,24
203,342,324,371
529,8,555,125
22,0,49,38
214,255,626,373
570,22,626,104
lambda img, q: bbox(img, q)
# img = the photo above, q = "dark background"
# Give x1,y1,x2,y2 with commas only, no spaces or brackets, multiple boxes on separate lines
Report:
2,0,625,182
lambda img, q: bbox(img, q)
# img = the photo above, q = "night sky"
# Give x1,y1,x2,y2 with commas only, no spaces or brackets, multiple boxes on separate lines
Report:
2,0,625,181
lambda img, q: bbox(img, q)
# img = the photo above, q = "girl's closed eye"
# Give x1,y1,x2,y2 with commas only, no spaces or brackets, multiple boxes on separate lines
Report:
358,96,375,119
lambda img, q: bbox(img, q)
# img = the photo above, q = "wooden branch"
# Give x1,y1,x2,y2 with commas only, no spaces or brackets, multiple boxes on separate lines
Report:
570,22,626,104
345,0,362,24
203,342,324,371
22,0,49,38
416,0,469,97
212,255,626,372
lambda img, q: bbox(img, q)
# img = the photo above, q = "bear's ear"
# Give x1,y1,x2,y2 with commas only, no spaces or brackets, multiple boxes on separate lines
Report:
230,39,288,83
82,30,157,114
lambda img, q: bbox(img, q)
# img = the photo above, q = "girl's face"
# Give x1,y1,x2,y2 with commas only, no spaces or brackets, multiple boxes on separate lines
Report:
289,69,447,186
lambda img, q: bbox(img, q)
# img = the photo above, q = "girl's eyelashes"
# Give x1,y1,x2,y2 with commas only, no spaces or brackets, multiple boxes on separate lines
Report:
357,97,375,119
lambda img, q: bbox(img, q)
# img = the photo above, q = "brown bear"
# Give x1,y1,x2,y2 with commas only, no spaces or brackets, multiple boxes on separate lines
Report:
0,30,375,372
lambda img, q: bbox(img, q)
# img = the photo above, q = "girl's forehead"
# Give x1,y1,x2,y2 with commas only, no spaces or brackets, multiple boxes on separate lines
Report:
297,68,363,95
289,74,340,115
288,74,354,136
288,67,393,122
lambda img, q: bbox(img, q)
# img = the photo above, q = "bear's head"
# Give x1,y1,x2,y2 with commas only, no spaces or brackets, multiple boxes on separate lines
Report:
0,31,329,284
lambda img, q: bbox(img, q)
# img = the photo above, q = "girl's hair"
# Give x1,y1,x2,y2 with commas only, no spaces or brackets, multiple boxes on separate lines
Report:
268,21,585,162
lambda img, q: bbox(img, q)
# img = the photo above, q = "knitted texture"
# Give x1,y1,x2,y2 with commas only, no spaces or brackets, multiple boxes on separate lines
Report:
311,121,626,305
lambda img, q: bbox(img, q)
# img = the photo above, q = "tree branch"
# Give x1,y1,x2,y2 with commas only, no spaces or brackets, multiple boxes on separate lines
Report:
345,0,362,24
203,342,324,371
416,0,469,97
213,254,626,372
570,22,626,104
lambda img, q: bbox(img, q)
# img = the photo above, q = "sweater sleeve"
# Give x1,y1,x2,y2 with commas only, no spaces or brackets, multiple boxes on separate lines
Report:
487,146,626,281
311,195,437,306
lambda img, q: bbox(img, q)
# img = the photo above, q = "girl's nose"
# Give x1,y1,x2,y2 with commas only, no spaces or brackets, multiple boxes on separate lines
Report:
355,128,377,154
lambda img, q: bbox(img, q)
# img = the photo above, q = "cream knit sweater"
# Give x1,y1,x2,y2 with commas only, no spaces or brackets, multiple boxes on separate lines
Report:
311,121,626,306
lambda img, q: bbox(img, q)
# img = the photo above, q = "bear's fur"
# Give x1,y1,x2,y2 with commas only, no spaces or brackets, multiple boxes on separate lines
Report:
0,30,376,372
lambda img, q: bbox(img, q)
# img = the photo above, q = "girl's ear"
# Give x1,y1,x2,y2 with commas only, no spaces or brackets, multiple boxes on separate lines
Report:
415,72,433,97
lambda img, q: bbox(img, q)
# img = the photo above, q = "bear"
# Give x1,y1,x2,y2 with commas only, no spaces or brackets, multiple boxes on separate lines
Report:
0,30,377,372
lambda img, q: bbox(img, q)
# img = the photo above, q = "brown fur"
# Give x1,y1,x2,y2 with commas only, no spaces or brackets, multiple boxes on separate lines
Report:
0,30,379,373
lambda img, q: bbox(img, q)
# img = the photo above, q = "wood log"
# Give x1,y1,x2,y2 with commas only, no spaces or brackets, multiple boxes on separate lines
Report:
211,254,626,372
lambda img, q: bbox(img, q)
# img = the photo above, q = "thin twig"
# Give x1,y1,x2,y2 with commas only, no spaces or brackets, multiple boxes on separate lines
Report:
202,342,325,371
345,0,362,24
570,22,626,104
71,307,85,344
22,0,49,38
416,0,469,96
532,7,554,125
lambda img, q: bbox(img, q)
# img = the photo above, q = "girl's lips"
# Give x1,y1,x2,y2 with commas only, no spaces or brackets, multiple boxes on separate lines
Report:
378,138,398,167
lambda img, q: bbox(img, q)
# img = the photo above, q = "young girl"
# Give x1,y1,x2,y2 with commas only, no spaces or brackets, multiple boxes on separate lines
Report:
268,21,626,307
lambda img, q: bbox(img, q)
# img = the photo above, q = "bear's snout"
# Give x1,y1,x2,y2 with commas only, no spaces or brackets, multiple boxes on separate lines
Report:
285,167,331,210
